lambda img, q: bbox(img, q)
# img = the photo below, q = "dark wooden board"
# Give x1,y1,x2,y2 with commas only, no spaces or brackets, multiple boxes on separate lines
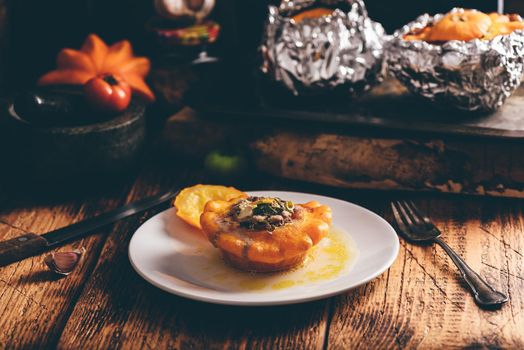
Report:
0,141,523,348
163,108,524,198
186,64,524,140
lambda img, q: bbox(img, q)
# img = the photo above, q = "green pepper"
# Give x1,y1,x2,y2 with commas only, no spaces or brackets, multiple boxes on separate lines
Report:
204,150,248,179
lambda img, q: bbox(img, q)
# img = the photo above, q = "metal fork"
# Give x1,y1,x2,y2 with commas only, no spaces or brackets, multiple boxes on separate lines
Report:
391,200,508,308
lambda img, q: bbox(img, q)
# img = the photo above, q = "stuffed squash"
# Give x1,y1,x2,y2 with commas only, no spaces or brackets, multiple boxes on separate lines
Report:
200,196,332,272
403,9,524,42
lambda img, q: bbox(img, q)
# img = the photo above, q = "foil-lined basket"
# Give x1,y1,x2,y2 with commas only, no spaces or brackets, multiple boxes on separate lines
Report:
260,0,386,96
388,8,524,112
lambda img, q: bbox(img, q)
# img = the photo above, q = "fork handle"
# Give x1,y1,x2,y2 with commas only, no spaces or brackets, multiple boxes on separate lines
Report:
433,237,508,308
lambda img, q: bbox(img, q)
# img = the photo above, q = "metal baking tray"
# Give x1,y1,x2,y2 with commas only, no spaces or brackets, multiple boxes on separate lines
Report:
186,62,524,141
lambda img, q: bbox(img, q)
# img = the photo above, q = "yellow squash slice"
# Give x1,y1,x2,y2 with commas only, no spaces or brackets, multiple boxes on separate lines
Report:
173,184,246,229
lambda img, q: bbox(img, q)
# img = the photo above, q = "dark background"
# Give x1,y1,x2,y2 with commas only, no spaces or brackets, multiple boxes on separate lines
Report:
0,0,522,95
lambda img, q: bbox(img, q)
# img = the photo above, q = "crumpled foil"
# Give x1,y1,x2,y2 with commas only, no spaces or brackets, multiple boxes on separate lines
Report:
387,8,524,112
260,0,386,96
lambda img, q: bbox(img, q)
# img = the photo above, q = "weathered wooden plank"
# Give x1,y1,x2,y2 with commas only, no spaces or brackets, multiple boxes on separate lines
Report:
163,108,524,198
1,153,523,349
57,168,330,350
0,187,132,349
56,171,524,349
253,134,524,198
326,197,524,349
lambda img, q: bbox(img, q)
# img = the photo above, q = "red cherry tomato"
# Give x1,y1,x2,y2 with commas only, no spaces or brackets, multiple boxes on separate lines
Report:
84,74,131,113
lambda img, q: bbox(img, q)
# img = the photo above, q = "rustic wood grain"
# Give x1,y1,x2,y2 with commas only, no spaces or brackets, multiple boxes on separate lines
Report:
55,177,524,349
163,108,524,198
0,186,133,348
326,197,524,349
0,158,523,349
57,166,331,350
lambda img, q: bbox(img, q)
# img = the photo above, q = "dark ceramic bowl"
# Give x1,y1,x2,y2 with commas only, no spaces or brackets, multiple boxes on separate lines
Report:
4,99,146,185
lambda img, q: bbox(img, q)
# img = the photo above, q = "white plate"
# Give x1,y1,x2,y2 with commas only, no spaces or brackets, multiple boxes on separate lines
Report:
129,191,399,306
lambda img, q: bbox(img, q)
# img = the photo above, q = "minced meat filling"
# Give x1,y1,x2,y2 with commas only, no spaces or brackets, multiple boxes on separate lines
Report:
228,196,295,232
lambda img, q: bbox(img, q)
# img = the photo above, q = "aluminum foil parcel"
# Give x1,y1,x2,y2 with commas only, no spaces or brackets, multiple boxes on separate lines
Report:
260,0,386,96
388,8,524,112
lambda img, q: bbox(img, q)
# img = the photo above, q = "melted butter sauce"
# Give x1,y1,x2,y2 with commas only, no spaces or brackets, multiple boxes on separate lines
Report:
189,227,358,292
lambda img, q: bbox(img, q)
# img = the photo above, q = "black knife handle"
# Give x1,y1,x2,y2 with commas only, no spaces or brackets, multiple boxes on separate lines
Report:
0,233,48,267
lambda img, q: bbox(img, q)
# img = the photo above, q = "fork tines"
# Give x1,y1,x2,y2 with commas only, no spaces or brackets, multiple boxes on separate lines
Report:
391,200,434,232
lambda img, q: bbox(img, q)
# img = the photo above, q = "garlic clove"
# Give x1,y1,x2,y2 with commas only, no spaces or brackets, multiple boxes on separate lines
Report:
44,247,85,275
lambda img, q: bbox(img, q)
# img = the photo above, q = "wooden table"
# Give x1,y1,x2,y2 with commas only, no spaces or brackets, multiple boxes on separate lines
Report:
0,153,523,349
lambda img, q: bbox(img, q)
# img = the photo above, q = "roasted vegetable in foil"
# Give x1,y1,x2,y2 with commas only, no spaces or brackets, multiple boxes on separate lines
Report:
388,8,524,112
260,0,386,96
